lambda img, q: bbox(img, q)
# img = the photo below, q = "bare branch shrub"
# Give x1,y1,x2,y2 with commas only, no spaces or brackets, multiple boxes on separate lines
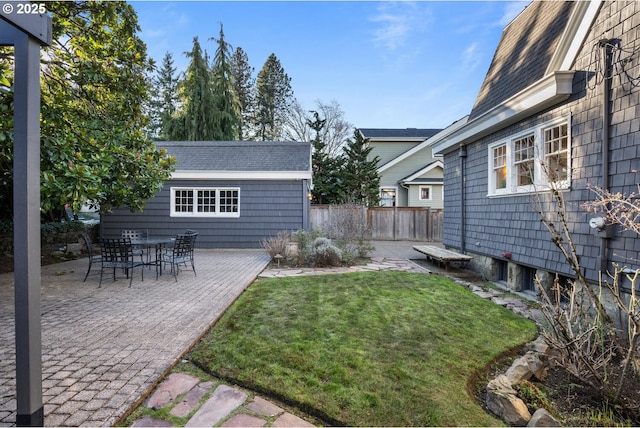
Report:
536,274,617,393
260,230,292,260
531,174,640,403
326,204,374,260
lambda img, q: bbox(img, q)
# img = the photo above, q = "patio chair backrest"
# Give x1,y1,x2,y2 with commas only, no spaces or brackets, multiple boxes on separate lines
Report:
101,237,135,267
172,233,197,259
121,229,148,240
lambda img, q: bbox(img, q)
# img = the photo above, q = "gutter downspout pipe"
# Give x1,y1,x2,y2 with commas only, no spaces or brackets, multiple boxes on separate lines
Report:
599,39,613,273
459,145,467,253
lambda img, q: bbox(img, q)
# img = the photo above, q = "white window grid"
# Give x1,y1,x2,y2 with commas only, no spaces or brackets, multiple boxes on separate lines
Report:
487,116,571,197
171,187,240,217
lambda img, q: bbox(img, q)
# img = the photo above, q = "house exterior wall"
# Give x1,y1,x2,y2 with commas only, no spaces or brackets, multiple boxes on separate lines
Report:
443,1,640,285
101,179,310,249
377,146,442,208
407,184,444,209
369,141,420,166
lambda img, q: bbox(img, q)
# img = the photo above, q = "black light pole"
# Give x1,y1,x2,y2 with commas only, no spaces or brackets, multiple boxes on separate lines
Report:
0,4,51,426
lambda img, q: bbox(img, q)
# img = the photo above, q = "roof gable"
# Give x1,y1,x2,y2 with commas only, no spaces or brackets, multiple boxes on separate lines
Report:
469,1,575,121
157,141,311,172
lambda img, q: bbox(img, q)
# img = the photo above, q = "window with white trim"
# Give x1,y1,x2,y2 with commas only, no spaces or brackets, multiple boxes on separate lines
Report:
487,116,571,196
171,187,240,217
419,186,432,201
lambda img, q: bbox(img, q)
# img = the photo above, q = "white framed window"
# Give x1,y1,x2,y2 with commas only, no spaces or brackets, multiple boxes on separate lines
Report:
380,187,396,207
170,187,240,217
487,116,571,196
419,186,432,201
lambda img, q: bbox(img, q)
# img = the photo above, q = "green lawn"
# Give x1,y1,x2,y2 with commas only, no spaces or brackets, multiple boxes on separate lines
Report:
190,271,538,426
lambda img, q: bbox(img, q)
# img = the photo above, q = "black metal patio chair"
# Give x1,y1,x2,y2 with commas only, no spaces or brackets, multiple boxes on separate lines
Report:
121,229,148,264
81,232,101,282
99,237,144,287
161,233,198,281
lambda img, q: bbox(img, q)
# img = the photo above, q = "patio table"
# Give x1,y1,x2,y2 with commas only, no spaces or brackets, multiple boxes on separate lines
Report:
129,237,176,277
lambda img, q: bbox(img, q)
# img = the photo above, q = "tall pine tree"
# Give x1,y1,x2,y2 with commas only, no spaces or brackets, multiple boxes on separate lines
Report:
254,53,293,141
149,52,180,140
338,129,381,207
310,112,342,204
230,47,254,140
210,24,241,140
169,37,217,140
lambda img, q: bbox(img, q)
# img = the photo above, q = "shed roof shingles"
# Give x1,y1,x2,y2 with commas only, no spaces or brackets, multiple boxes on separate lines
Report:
156,141,311,172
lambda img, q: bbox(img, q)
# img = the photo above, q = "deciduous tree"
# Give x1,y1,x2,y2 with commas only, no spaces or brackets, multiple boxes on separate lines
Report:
0,1,176,221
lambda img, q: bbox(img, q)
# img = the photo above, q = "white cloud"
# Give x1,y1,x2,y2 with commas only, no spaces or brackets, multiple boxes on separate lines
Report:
369,2,431,51
497,1,529,27
461,42,481,71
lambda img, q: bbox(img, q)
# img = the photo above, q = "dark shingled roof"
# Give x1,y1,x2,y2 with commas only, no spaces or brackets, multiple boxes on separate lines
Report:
359,128,442,139
156,141,311,172
469,1,575,121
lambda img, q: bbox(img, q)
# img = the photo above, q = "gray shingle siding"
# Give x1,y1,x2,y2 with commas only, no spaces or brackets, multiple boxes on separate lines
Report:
101,180,309,249
443,1,640,284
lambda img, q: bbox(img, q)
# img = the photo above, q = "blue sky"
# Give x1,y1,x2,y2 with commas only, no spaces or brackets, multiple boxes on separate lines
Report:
132,1,529,130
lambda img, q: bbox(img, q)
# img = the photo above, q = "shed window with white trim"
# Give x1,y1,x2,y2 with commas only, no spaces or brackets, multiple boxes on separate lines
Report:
171,187,239,217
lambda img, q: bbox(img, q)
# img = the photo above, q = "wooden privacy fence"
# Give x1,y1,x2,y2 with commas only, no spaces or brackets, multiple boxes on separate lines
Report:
310,205,443,242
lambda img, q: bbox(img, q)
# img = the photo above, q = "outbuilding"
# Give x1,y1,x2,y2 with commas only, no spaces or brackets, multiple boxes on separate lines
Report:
100,141,312,248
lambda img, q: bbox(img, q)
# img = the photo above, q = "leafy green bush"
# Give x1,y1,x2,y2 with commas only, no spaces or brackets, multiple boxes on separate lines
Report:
308,237,342,267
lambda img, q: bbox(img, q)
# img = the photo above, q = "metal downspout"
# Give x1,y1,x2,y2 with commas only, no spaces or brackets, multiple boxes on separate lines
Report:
459,145,467,253
599,40,613,273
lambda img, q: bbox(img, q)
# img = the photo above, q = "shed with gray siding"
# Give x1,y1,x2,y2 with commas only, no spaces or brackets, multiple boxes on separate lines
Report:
101,141,312,248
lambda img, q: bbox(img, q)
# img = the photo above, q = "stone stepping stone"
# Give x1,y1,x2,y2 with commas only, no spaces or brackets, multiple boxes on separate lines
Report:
170,381,213,417
131,415,173,427
186,384,247,427
246,396,284,417
221,413,267,427
272,412,315,427
147,373,200,409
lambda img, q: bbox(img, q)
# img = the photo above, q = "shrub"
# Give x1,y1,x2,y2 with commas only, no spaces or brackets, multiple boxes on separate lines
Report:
308,237,342,267
260,230,292,260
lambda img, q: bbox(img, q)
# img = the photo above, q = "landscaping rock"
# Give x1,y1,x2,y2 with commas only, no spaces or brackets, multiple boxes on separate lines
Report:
505,353,546,385
527,408,561,427
486,375,517,394
486,388,531,426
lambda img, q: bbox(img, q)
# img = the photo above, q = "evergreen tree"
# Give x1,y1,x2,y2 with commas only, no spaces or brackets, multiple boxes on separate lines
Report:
169,37,217,140
148,52,180,140
338,129,381,207
230,47,255,140
309,112,342,204
254,53,293,141
210,24,241,140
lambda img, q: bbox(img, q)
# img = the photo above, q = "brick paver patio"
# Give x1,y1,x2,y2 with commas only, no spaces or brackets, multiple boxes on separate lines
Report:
0,249,270,427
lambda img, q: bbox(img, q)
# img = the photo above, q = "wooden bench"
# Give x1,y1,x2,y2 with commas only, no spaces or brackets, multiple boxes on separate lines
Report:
413,245,473,270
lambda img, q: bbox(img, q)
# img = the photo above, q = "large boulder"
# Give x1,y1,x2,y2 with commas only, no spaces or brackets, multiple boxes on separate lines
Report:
527,408,561,427
486,375,532,426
